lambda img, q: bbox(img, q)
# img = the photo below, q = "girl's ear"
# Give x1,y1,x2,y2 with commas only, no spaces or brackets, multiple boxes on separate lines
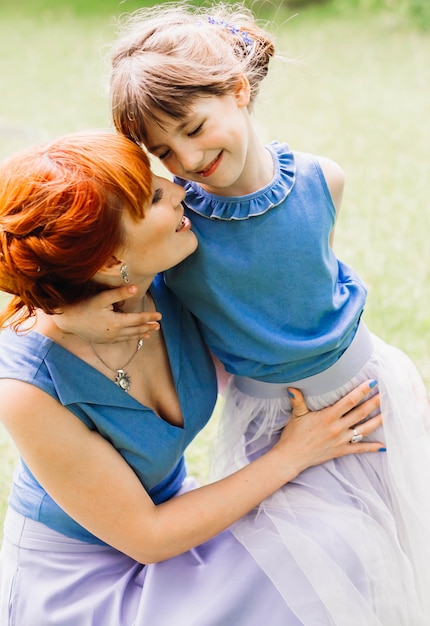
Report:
234,74,251,108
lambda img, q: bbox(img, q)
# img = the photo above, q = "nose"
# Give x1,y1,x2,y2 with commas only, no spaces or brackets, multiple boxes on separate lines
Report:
176,147,204,174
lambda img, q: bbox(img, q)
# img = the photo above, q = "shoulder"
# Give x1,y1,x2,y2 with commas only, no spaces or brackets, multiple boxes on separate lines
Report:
0,377,60,443
0,330,65,404
0,329,51,377
0,328,56,420
314,155,345,214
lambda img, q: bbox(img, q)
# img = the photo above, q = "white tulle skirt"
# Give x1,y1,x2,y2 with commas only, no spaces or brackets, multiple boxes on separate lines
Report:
212,323,430,625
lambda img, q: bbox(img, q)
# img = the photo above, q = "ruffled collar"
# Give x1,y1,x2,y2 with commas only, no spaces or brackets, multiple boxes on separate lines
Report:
176,141,296,221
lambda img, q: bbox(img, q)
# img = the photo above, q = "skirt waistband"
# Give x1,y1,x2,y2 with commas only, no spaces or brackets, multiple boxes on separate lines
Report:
233,321,374,399
3,507,109,552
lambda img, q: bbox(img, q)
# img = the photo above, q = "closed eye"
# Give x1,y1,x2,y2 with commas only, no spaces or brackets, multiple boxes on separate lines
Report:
158,150,170,161
152,188,163,204
188,123,203,137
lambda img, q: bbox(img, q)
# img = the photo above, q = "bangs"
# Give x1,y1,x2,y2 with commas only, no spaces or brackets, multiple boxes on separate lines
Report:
111,54,238,146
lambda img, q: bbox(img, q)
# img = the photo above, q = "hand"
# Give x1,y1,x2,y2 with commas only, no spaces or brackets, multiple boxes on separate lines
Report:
52,285,162,343
274,380,384,473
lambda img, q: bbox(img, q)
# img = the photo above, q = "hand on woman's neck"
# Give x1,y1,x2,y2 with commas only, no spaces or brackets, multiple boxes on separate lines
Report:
114,289,149,315
32,286,151,344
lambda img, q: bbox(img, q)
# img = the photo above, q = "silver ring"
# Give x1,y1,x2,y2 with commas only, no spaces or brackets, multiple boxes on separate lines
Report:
350,428,363,444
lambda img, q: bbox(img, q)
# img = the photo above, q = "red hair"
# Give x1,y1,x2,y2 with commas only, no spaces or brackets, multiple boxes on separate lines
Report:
0,131,152,329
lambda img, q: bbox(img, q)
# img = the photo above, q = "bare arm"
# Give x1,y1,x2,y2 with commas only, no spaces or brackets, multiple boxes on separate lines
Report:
0,379,382,564
52,284,162,343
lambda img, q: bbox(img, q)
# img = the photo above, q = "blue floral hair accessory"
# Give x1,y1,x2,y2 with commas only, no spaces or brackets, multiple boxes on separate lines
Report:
207,16,253,48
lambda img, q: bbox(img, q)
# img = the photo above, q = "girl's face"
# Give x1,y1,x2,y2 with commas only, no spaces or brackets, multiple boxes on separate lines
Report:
122,175,197,280
145,82,253,197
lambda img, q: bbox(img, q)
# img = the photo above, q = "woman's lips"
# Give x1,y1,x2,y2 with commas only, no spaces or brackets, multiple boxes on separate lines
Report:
176,215,191,232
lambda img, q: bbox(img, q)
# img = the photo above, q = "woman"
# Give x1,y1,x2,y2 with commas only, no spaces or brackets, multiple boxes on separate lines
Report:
0,131,383,626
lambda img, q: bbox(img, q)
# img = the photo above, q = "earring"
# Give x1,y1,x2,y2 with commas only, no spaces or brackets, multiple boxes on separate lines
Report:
120,264,130,284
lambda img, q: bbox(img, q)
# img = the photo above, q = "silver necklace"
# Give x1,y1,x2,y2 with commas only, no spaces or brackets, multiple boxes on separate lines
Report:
90,338,144,392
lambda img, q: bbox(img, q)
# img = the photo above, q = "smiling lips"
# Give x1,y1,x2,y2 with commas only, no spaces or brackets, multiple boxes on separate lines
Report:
176,215,191,232
196,151,223,178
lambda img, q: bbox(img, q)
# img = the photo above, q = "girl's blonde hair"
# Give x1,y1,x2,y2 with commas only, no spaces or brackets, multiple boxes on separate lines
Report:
110,1,275,145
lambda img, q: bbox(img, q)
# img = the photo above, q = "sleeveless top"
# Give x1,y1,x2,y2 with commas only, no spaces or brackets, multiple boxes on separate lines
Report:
0,274,217,544
165,142,367,383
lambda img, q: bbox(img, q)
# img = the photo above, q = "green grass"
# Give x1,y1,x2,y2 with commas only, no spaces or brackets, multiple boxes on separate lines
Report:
0,3,429,527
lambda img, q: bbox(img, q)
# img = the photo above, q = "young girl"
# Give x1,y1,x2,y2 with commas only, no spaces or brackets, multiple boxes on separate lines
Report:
58,3,430,623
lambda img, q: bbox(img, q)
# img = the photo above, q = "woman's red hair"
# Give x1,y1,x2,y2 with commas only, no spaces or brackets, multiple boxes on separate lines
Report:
0,131,152,329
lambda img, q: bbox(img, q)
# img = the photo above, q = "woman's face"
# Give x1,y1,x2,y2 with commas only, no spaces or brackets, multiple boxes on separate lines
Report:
121,175,197,281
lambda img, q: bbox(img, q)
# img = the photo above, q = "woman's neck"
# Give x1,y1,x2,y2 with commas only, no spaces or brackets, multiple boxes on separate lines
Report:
116,288,150,314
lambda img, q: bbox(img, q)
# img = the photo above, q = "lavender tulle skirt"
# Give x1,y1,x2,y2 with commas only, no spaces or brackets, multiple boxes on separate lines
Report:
212,323,430,625
0,477,295,626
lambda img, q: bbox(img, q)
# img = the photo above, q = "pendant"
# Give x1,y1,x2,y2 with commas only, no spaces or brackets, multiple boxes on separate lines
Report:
115,369,131,392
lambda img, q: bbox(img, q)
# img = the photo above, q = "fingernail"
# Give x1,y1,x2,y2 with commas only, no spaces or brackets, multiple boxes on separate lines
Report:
287,391,295,399
379,447,387,452
369,380,378,388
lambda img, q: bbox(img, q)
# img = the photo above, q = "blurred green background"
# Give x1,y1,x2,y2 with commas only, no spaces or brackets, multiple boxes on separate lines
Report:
0,0,429,521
